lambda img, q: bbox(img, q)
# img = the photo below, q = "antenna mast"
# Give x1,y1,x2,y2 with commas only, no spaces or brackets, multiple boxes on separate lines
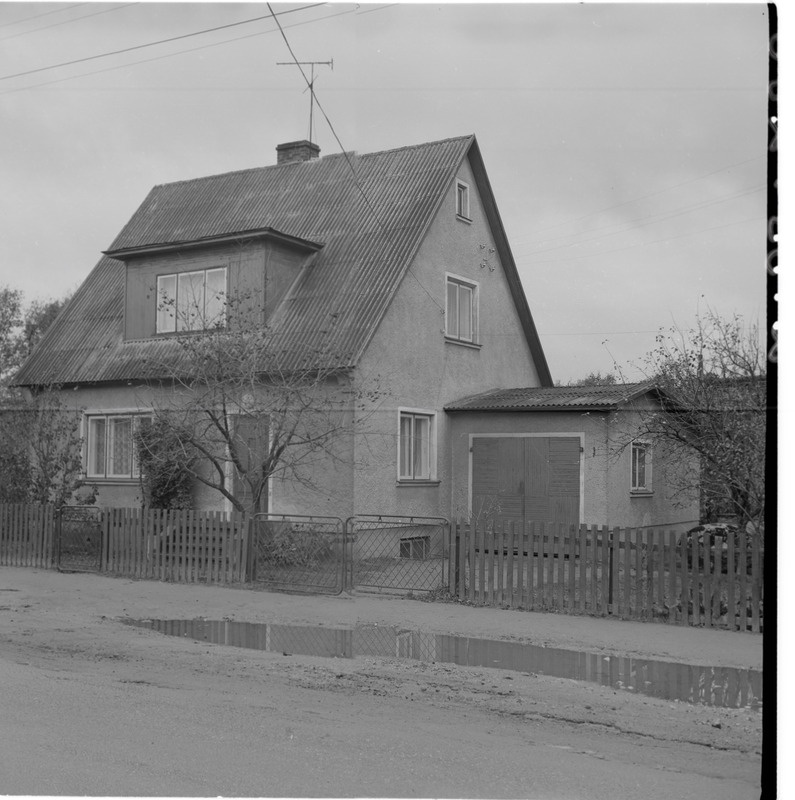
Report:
277,59,334,144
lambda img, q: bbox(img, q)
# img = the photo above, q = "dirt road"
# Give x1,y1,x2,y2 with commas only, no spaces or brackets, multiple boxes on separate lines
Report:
0,568,762,798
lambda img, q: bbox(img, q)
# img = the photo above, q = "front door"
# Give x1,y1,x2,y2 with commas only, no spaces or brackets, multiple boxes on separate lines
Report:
471,436,581,527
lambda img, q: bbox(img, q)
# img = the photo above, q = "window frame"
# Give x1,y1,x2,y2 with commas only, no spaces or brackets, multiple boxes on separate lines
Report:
630,440,653,493
397,409,437,484
156,266,227,334
445,273,479,345
455,179,471,221
84,413,151,481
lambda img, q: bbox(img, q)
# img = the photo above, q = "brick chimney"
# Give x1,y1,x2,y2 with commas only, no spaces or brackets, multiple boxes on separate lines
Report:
276,140,321,165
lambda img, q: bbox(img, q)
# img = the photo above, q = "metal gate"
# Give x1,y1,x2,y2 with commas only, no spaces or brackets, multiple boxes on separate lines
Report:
57,505,103,572
251,514,345,594
346,515,450,593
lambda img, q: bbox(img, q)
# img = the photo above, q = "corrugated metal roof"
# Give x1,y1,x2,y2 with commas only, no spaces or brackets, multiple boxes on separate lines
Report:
16,136,483,386
445,382,659,411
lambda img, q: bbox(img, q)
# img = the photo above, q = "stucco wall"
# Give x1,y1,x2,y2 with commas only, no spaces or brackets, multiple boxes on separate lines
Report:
352,154,543,519
446,405,700,530
604,407,700,531
50,378,356,517
447,410,607,523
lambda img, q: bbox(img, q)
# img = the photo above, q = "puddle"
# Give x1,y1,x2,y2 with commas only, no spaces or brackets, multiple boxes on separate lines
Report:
123,618,762,710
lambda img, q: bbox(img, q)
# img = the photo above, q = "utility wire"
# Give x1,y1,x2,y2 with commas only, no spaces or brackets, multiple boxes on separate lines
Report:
515,184,765,258
0,3,138,42
526,216,764,265
0,4,384,96
266,2,444,314
0,4,324,81
519,155,765,241
0,3,87,29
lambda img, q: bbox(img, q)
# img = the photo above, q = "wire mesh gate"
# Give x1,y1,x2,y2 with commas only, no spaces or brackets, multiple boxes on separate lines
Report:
346,515,450,593
251,514,346,594
57,505,103,572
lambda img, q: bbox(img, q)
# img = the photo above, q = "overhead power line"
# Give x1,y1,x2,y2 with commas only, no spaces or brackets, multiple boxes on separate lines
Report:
266,2,444,314
0,3,87,29
520,155,765,241
526,216,765,265
515,183,766,258
0,4,324,82
0,3,138,43
0,4,392,96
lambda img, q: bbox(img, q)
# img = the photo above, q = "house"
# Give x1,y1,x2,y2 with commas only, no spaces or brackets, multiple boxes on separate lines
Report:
13,135,551,520
13,135,698,530
445,382,700,531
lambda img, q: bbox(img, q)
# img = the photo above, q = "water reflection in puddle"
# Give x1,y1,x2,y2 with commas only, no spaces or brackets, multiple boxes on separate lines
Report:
124,618,762,710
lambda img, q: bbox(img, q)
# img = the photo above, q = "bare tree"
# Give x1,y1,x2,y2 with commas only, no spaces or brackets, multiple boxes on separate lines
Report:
630,310,766,529
138,292,378,514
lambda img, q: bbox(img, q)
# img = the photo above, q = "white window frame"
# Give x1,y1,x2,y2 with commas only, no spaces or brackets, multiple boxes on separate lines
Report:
445,273,479,344
84,413,151,481
398,409,437,483
630,440,653,493
455,179,471,221
156,266,227,334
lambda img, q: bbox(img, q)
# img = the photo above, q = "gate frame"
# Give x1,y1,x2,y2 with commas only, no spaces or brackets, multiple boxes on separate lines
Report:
251,513,347,595
56,504,104,573
345,514,451,594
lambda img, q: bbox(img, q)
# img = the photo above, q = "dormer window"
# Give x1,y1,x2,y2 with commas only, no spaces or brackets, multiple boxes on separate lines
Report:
156,267,227,333
455,179,471,221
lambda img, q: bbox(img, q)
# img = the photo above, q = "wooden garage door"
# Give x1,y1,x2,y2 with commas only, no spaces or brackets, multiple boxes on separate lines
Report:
471,436,581,527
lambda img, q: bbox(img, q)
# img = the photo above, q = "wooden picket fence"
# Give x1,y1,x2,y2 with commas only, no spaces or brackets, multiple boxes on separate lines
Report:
452,520,764,633
103,508,252,583
0,504,56,568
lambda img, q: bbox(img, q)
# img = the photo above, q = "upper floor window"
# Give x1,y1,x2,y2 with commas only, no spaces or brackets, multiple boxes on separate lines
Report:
455,179,471,221
156,267,227,334
445,274,478,344
631,441,652,492
86,414,151,480
399,410,436,482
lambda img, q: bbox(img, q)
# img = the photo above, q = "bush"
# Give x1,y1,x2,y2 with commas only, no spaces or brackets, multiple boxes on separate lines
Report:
255,522,332,568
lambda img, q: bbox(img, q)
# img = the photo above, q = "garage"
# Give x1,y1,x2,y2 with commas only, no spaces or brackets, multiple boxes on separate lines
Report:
470,434,582,528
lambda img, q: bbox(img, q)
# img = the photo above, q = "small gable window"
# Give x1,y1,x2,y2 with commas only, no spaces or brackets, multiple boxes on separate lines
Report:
631,441,652,493
399,410,436,482
86,414,151,480
445,274,478,344
455,179,471,221
156,267,227,334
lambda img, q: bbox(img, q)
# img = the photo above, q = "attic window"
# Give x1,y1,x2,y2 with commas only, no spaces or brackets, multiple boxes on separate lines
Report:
156,267,227,334
445,274,478,344
631,441,653,493
455,180,471,221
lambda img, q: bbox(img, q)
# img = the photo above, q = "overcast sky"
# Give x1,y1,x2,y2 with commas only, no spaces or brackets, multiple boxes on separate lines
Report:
0,1,772,384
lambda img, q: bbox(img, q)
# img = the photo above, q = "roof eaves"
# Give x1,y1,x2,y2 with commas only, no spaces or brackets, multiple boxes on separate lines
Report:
104,227,325,260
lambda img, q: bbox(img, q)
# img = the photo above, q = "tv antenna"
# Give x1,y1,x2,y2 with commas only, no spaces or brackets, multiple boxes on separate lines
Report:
277,59,334,145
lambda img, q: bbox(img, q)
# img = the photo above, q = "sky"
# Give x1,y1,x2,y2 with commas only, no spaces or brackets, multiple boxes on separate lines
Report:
0,1,773,384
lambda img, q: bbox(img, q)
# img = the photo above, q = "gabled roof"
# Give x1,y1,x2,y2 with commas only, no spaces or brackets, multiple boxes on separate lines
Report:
445,381,660,412
14,135,551,387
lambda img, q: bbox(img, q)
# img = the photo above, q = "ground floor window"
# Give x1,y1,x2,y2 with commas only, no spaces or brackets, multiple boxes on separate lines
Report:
86,414,151,480
398,410,435,481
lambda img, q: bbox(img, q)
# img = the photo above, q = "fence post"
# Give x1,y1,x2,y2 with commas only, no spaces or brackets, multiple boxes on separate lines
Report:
452,521,460,596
